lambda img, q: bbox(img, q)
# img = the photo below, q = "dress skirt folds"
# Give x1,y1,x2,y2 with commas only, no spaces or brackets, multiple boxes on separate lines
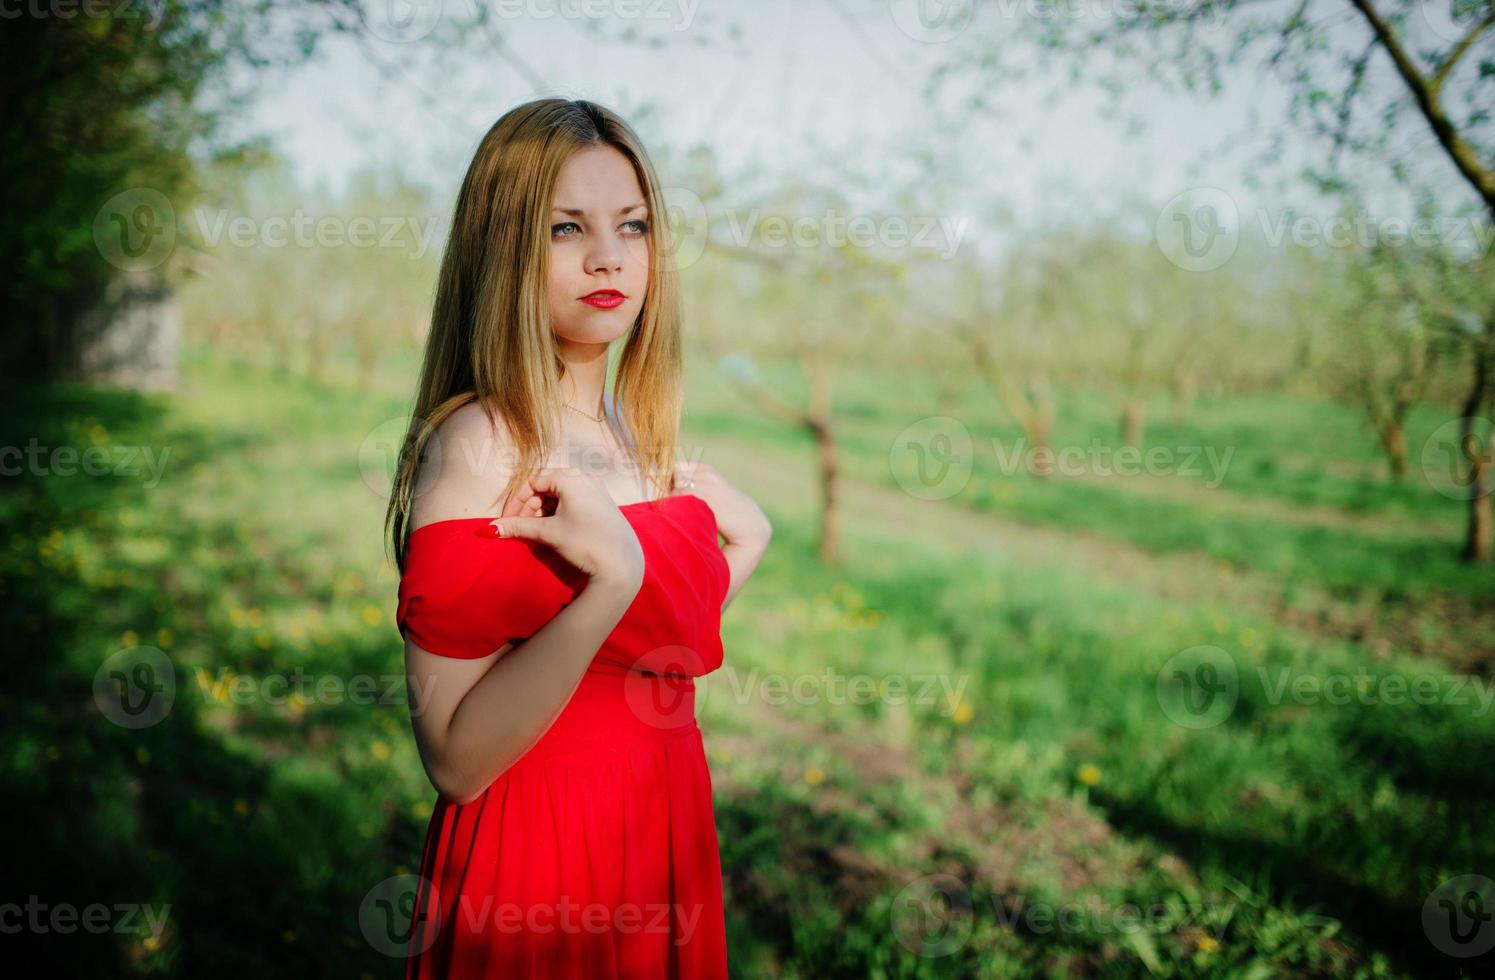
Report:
394,493,732,979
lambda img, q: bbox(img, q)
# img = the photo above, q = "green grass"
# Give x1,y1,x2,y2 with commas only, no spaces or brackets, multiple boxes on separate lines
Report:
4,351,1490,977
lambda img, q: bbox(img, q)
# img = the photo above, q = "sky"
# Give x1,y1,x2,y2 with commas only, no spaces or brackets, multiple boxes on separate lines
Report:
236,0,1485,259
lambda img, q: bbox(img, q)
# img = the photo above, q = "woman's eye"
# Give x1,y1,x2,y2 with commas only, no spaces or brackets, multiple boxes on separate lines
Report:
552,222,580,238
623,219,649,235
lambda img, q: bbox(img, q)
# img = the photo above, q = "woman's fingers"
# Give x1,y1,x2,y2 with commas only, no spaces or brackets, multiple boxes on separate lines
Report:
485,513,549,543
499,467,570,519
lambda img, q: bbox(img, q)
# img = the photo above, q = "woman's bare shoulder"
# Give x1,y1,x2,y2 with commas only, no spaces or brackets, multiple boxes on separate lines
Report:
410,399,522,528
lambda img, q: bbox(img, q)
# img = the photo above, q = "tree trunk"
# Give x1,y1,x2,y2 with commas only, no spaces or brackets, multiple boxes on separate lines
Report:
805,353,839,564
811,417,838,564
356,344,377,393
1121,399,1146,449
305,319,327,385
1028,417,1054,478
1460,351,1492,563
1025,376,1055,478
1462,426,1493,564
1171,370,1196,425
1379,419,1408,479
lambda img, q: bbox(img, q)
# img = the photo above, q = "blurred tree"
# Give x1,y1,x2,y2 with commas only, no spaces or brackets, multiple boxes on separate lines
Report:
947,0,1495,558
670,128,950,564
0,0,418,383
178,158,441,389
1323,217,1459,478
953,245,1065,477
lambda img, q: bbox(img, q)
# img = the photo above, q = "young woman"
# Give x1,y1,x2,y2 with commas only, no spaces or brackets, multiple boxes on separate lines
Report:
384,99,771,978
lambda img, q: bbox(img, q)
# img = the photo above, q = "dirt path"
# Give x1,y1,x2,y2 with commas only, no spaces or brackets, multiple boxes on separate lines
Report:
1068,469,1456,540
695,432,1494,671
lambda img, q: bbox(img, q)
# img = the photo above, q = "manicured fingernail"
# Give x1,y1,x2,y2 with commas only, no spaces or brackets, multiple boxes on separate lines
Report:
477,522,502,538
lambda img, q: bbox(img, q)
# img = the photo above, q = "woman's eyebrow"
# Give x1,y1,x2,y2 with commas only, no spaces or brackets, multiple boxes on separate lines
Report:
551,203,648,217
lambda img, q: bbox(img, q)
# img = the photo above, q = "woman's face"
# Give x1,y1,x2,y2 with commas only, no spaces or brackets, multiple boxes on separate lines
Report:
548,144,651,349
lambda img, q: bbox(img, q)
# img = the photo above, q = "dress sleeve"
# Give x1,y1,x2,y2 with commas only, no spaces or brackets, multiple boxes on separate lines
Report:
396,524,588,659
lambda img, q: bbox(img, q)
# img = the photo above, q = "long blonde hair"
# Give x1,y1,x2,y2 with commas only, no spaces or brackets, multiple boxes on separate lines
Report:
385,98,684,572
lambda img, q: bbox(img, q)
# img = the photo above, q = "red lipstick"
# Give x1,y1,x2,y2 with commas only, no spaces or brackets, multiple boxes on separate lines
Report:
580,289,625,310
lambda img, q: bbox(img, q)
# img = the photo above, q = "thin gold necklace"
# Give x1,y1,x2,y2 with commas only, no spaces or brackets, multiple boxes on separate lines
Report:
562,400,605,424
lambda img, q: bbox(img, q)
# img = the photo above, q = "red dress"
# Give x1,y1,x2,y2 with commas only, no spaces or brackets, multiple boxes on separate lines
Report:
395,493,731,978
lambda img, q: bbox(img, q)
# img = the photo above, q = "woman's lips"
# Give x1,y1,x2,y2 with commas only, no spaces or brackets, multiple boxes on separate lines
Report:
580,291,625,310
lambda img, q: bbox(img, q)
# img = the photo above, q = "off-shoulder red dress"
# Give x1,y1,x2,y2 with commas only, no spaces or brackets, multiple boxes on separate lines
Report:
395,492,731,979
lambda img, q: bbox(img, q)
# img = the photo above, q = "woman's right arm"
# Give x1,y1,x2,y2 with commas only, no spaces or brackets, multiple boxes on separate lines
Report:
406,565,640,804
401,404,646,803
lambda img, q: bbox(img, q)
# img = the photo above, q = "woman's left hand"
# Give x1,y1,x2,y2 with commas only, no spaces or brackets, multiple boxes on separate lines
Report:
672,461,771,551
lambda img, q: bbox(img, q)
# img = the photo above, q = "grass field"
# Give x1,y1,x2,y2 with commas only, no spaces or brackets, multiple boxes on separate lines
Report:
3,350,1491,978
